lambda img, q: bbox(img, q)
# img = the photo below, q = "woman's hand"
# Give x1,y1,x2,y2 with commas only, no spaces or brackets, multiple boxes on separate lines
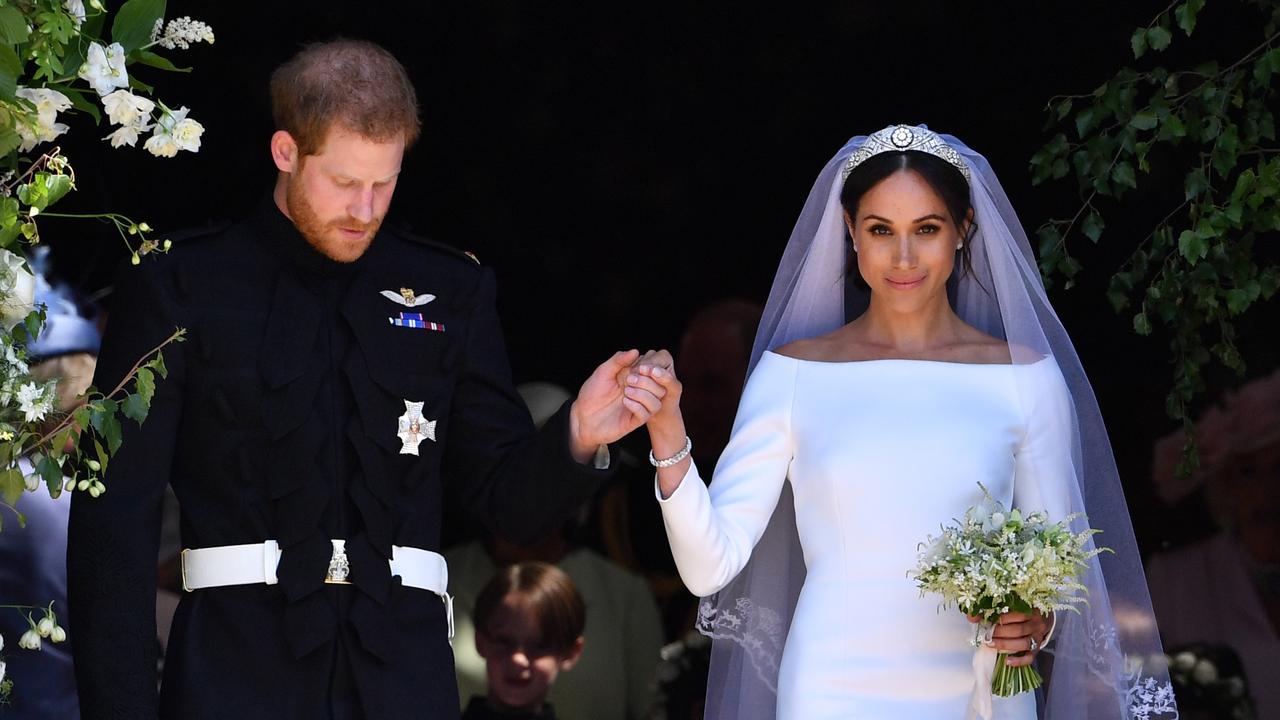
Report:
967,611,1052,667
627,351,691,498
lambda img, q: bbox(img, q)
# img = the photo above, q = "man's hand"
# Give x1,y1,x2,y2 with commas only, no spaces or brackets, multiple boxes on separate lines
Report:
567,349,670,463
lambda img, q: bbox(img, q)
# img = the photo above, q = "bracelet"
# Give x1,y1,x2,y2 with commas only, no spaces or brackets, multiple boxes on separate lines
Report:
649,436,692,468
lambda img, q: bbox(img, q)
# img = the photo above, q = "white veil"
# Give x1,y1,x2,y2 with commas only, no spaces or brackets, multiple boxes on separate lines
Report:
694,127,1179,719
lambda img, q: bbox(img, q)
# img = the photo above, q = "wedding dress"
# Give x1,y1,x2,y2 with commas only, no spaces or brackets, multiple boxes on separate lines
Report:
657,350,1077,719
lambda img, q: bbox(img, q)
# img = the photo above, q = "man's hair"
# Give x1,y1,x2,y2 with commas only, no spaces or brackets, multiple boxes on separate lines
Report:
473,562,585,655
270,39,420,156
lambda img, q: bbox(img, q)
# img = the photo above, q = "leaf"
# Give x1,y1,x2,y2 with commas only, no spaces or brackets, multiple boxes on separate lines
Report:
0,468,23,506
1174,0,1203,36
1130,28,1148,58
1178,229,1208,264
121,392,148,424
1082,211,1105,242
1147,25,1173,51
1112,162,1137,189
1130,111,1158,130
1184,167,1209,200
111,0,167,53
0,126,21,158
36,455,62,497
100,411,122,454
135,367,155,406
149,350,168,380
1056,100,1072,121
133,49,191,73
42,173,74,208
1075,108,1096,138
0,6,29,45
49,84,102,124
1134,312,1153,335
0,44,23,103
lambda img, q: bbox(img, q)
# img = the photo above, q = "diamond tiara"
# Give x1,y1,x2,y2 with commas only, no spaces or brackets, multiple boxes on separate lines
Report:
841,125,970,183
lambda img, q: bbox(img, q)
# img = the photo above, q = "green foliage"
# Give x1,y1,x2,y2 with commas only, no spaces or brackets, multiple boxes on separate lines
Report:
111,0,166,53
1032,0,1280,474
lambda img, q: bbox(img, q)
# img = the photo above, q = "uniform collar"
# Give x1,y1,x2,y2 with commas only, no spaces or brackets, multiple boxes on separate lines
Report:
251,194,368,285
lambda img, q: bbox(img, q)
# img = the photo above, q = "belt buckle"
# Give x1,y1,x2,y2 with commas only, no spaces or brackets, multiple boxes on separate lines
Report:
324,539,351,585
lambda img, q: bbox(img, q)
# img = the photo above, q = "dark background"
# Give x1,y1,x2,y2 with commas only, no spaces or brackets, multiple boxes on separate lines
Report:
43,1,1279,555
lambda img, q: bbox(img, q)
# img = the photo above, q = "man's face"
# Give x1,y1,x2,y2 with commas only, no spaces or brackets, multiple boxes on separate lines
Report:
282,126,404,262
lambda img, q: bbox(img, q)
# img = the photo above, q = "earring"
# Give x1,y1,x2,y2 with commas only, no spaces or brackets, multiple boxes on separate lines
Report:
956,242,964,250
852,244,859,253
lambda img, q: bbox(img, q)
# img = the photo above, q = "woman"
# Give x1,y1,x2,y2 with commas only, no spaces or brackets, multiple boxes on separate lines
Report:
625,127,1177,719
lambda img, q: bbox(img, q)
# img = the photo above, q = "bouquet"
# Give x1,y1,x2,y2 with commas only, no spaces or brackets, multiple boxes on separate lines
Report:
911,483,1108,712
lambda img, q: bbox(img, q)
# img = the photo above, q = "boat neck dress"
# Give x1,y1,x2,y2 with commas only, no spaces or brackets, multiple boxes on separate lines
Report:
657,350,1075,719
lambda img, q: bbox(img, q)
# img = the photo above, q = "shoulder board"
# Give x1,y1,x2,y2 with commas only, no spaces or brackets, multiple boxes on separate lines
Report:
387,224,482,267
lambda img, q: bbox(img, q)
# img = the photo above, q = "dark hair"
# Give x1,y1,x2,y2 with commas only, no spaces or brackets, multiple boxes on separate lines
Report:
839,150,977,288
473,562,585,655
270,39,421,156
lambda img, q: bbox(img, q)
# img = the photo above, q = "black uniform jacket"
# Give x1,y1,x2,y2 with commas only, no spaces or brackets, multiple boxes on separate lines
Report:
67,200,612,720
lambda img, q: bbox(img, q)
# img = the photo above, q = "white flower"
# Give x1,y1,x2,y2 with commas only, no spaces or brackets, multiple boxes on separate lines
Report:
18,628,41,650
64,0,85,27
0,659,5,686
24,474,40,492
16,382,50,422
1191,658,1218,685
14,87,72,151
78,42,129,97
144,131,181,158
36,616,54,637
171,117,204,152
0,249,35,329
102,90,155,127
1172,651,1197,671
154,16,215,50
105,123,147,148
50,625,66,643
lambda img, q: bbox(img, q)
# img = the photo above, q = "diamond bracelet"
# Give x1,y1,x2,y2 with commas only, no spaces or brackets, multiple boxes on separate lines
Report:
649,436,693,468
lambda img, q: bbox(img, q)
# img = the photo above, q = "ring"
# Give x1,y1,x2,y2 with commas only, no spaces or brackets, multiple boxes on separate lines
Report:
1028,637,1039,653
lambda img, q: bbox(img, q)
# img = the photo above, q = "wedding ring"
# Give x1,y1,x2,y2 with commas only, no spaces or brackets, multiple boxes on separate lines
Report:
1028,636,1039,653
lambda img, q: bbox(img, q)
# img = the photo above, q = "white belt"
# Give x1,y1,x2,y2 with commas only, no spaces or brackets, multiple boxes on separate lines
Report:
180,540,454,638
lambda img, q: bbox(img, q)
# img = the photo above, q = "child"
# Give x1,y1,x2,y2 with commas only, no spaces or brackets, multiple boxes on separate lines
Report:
464,562,586,720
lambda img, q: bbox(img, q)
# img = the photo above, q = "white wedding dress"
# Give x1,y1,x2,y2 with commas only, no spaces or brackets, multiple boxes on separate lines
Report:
658,351,1075,719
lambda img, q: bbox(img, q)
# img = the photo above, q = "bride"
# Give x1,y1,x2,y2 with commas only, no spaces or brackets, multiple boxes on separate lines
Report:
626,126,1178,719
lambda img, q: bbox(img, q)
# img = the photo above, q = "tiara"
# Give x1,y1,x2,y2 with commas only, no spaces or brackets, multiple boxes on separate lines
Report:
841,125,970,183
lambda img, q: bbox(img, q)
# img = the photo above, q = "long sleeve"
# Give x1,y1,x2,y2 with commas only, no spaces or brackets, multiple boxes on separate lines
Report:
655,352,797,597
68,261,185,720
1011,357,1076,524
444,267,609,545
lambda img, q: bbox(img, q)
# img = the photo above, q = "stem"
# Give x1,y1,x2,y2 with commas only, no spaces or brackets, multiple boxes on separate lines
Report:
25,328,182,454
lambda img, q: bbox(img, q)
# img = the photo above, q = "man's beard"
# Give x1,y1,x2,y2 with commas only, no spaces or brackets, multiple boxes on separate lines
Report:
285,180,381,263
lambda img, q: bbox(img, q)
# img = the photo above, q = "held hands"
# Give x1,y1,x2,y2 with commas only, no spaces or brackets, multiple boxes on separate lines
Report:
568,349,673,463
967,611,1052,667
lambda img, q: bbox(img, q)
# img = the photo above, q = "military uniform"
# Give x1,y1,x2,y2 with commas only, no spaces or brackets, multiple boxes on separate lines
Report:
68,200,612,720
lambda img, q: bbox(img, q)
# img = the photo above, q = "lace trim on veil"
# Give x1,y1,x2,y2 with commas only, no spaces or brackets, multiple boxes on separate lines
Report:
696,596,786,693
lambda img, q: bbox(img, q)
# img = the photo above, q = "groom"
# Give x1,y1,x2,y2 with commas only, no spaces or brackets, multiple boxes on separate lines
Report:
67,40,666,720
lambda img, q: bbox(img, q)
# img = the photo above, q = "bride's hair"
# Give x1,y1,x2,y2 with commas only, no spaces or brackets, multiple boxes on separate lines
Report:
839,150,979,288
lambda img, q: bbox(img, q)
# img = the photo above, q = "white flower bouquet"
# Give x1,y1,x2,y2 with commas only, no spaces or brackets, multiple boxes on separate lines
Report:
911,483,1109,701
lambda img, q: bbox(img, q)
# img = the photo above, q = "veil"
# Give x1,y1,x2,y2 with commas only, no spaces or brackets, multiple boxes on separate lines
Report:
693,127,1179,719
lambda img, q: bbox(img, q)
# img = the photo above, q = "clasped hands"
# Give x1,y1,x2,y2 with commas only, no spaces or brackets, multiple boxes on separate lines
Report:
567,349,679,464
968,611,1054,666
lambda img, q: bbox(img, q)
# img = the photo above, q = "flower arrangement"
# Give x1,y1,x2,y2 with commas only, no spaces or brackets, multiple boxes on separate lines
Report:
910,483,1109,707
1150,644,1256,720
0,0,211,704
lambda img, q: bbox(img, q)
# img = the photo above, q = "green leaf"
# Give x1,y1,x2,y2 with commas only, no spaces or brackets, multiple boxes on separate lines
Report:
101,411,123,454
1130,28,1148,58
1161,114,1187,139
0,6,30,45
0,126,21,158
111,0,167,53
135,367,155,406
1112,162,1137,189
1184,167,1209,199
1134,312,1153,335
1075,108,1096,138
1051,158,1069,179
132,49,192,73
1130,111,1158,130
0,468,23,506
1147,25,1173,51
36,455,62,497
49,84,102,124
121,392,148,424
1082,211,1105,242
0,44,23,102
1056,100,1072,120
41,173,74,209
1174,0,1204,36
149,351,168,380
1178,229,1208,263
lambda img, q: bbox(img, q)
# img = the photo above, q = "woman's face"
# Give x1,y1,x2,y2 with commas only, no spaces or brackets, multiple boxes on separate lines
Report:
846,169,967,313
475,594,581,711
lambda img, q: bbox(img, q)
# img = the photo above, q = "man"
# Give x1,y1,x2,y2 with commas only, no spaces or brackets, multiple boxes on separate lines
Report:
68,40,666,720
